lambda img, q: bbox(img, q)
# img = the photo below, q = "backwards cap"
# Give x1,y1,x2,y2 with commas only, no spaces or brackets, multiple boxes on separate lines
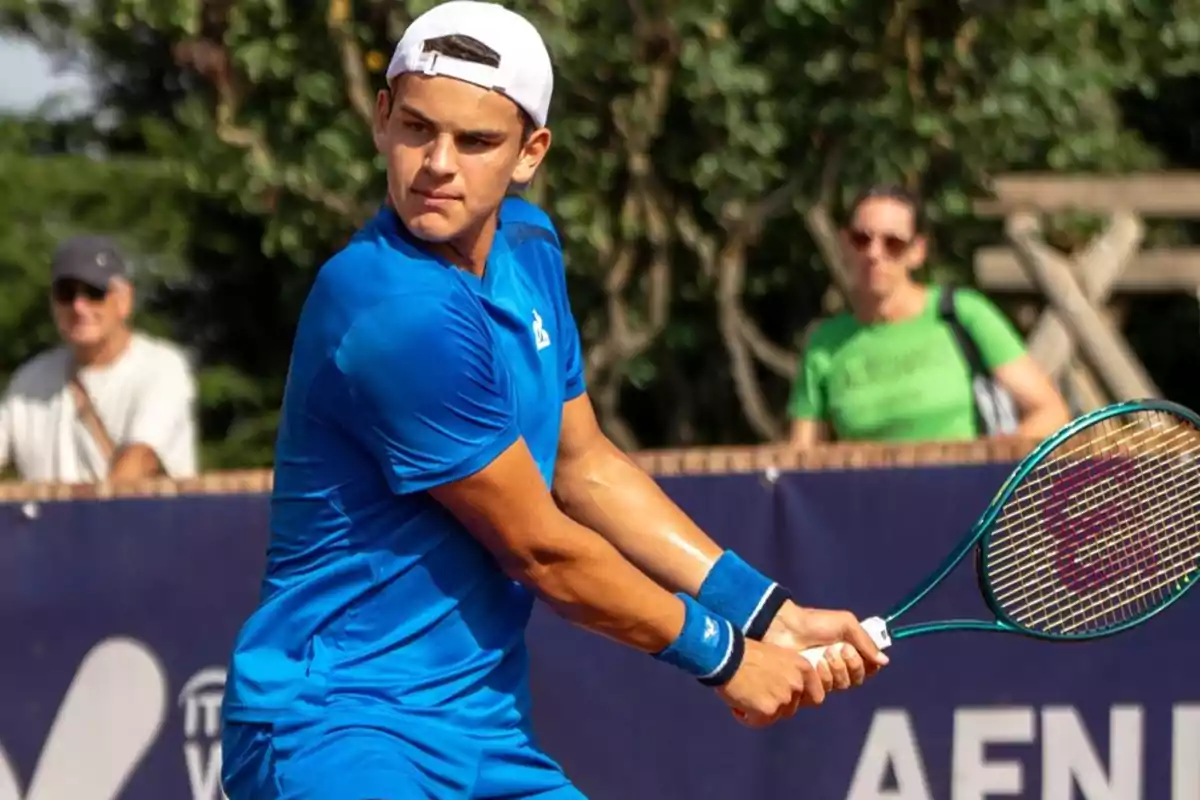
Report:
385,1,554,128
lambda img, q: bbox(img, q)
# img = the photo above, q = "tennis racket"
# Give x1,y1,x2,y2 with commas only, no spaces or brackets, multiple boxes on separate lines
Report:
799,398,1200,667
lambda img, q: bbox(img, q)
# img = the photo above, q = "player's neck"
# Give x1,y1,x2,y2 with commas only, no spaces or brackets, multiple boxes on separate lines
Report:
383,198,498,279
428,214,498,279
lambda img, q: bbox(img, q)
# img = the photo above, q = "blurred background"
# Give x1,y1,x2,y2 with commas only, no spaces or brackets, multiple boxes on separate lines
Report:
3,0,1200,476
2,4,1200,799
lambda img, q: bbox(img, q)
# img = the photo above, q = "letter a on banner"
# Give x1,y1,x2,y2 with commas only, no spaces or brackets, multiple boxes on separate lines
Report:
846,709,933,800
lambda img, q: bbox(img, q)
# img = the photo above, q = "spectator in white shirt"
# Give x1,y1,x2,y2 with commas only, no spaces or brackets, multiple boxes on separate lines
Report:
0,235,198,483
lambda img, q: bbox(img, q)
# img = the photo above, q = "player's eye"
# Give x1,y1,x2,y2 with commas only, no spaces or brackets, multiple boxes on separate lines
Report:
457,134,491,149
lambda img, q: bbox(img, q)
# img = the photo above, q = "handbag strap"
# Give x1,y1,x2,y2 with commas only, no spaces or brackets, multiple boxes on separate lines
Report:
938,285,989,379
937,285,990,434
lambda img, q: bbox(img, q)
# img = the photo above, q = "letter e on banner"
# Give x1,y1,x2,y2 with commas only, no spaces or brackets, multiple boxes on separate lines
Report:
952,707,1034,800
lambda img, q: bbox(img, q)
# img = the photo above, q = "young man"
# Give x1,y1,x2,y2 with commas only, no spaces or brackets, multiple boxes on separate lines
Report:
220,3,888,798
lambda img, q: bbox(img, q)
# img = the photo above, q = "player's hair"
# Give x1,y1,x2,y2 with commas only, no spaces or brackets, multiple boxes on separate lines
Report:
845,184,925,232
401,34,538,140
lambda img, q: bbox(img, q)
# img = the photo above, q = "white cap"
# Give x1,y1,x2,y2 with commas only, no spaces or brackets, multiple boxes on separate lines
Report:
386,1,554,128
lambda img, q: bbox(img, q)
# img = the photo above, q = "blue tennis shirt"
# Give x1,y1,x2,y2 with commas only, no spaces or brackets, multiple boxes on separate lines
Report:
222,198,585,731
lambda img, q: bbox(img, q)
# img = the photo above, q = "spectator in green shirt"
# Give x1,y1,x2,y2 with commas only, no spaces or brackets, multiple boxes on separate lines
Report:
788,185,1069,447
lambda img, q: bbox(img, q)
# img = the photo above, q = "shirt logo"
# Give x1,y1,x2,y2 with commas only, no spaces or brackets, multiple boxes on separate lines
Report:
532,309,551,352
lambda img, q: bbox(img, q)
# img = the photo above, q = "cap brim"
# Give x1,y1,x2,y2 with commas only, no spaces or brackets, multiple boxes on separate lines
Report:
51,268,112,291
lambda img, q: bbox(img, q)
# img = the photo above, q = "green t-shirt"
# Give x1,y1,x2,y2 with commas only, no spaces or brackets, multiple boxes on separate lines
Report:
788,286,1026,442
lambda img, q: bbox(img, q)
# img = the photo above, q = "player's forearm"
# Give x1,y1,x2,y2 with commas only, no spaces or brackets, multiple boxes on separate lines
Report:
554,440,794,642
505,513,687,654
552,441,722,596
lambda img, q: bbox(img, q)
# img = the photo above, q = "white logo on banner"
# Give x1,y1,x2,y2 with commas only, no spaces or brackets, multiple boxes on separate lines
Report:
178,668,228,800
844,704,1200,800
0,637,167,800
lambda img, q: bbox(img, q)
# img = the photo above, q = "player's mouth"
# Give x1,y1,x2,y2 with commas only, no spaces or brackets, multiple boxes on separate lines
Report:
412,188,461,208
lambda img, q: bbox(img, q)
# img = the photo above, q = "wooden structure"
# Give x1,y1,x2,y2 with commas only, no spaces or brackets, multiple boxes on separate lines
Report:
972,172,1200,412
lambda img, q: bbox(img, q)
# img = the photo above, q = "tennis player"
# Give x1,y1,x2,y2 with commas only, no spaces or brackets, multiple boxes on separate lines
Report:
220,2,888,798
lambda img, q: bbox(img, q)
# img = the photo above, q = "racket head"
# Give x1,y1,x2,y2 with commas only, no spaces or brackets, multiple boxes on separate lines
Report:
977,399,1200,641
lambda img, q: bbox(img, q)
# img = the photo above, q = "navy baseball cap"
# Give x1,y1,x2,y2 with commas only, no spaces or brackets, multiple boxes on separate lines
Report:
51,235,128,290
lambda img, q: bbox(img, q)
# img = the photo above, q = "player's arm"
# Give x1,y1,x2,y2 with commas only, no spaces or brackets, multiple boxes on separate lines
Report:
552,392,888,679
336,288,821,720
553,393,722,596
432,438,699,653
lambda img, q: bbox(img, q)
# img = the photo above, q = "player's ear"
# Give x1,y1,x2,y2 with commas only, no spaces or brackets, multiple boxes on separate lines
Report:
373,88,393,153
511,127,551,186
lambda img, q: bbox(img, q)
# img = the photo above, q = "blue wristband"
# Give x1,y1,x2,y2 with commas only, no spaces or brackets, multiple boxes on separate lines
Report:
653,593,744,687
697,551,791,640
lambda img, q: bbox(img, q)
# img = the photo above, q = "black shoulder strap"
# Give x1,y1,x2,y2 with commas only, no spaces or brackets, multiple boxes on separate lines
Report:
938,285,989,379
939,284,991,436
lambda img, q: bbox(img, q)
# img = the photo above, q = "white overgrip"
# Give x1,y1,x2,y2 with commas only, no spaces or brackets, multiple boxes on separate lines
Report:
799,616,891,667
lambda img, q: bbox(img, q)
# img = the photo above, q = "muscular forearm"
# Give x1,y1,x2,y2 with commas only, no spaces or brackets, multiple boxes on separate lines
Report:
509,513,687,654
552,442,723,596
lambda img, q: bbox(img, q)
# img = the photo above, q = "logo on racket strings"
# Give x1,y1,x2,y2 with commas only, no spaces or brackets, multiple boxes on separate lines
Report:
1042,457,1160,594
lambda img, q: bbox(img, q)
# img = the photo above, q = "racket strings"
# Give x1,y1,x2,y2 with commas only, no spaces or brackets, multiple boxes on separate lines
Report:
995,455,1196,633
998,419,1200,632
989,427,1196,585
983,409,1200,636
993,419,1199,633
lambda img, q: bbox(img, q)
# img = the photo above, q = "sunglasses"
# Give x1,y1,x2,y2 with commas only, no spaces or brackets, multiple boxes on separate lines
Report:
847,229,914,258
52,280,108,305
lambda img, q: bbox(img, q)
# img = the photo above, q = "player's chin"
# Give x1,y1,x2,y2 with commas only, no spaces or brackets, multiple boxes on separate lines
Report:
400,209,469,243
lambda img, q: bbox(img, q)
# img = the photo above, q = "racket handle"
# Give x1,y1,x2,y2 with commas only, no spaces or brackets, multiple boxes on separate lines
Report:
798,616,892,667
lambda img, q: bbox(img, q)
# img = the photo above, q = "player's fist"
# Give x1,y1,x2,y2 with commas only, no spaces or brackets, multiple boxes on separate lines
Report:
716,639,825,728
764,602,889,683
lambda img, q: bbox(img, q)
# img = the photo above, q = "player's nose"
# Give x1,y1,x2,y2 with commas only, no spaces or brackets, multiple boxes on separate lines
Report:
423,135,458,178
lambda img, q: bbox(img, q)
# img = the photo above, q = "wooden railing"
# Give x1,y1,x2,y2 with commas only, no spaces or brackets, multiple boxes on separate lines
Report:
973,170,1200,411
0,438,1040,502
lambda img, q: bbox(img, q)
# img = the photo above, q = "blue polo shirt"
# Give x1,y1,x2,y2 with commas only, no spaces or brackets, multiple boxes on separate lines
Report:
222,199,585,731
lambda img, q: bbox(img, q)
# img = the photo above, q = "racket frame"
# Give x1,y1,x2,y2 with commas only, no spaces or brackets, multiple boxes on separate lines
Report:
880,397,1200,643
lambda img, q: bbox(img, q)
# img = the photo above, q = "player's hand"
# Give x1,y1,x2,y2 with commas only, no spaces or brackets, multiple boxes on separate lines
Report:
763,601,890,686
716,639,825,728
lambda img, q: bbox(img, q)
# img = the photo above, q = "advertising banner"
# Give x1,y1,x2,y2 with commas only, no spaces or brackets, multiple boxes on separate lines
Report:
0,464,1195,799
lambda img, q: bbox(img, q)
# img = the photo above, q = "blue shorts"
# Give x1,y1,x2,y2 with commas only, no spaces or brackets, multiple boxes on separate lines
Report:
221,711,588,800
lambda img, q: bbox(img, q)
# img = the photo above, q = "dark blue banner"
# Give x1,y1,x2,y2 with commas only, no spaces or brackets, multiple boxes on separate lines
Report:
0,464,1196,800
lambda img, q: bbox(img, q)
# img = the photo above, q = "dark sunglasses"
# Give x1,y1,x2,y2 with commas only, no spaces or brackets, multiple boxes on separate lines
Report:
52,280,108,305
847,228,913,258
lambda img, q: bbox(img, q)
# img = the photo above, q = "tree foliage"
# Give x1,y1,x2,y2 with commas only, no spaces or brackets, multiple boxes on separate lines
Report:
1,0,1199,466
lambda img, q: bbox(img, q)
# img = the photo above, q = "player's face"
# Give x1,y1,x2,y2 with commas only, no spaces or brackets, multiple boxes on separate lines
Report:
374,74,551,244
841,197,927,300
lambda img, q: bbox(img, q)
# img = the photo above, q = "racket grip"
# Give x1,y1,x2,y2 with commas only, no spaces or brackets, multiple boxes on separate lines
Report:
799,616,892,667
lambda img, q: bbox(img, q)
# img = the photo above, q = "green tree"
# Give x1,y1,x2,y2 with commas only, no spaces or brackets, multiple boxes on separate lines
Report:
2,0,1199,463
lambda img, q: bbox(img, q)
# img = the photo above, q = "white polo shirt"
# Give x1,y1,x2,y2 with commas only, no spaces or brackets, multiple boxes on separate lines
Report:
0,332,199,483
